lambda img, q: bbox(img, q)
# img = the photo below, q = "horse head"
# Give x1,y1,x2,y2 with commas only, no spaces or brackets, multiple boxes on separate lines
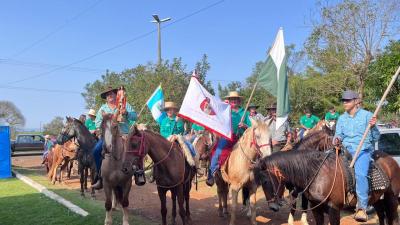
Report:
121,125,147,186
57,116,78,145
101,114,119,154
249,118,272,158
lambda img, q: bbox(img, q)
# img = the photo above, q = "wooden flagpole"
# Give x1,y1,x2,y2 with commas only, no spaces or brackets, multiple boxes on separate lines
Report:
240,81,258,124
349,65,400,168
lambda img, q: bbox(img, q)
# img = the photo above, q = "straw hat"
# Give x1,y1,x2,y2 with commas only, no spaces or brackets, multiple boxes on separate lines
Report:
87,109,96,117
163,101,178,110
224,91,243,99
100,86,118,99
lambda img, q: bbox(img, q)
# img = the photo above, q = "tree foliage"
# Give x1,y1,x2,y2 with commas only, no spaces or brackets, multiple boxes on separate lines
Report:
43,116,64,136
0,101,25,138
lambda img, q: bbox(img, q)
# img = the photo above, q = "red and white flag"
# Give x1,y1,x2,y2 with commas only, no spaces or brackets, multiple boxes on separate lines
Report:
178,76,232,140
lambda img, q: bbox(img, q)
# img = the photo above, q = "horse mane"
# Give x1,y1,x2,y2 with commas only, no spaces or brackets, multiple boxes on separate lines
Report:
293,130,333,151
255,150,334,188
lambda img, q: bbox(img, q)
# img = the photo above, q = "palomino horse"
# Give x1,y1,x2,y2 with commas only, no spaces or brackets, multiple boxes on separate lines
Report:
47,140,79,184
122,126,196,225
254,148,400,225
57,117,98,198
217,119,272,225
100,114,139,225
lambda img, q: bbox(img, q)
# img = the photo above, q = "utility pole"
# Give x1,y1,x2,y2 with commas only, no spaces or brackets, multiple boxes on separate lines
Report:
151,14,171,65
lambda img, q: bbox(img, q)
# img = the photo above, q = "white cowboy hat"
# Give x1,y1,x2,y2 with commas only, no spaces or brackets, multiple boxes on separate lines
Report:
44,134,50,139
224,91,243,99
87,109,96,116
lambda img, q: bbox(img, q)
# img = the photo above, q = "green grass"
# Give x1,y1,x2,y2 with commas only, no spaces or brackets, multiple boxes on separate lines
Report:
0,168,156,225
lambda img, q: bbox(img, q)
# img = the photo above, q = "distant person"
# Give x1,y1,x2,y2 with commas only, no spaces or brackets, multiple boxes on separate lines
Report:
85,109,96,135
79,114,86,124
299,108,320,138
248,103,265,121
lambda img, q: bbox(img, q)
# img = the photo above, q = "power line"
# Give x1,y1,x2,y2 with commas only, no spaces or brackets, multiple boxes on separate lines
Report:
0,58,106,73
0,85,81,94
10,0,104,58
6,0,225,85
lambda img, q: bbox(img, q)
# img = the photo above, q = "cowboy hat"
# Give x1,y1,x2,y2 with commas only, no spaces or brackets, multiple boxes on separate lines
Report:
44,134,51,139
87,109,96,116
266,103,277,109
163,101,179,111
247,103,259,110
100,86,118,99
224,91,243,99
341,90,359,100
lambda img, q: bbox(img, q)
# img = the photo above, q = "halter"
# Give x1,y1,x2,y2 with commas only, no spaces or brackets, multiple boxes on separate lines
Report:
239,127,271,164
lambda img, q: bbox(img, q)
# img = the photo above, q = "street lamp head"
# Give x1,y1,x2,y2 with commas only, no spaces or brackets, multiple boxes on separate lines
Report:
152,14,160,22
160,18,171,22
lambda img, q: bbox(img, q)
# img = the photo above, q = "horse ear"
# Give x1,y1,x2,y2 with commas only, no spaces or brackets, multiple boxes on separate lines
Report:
66,116,72,122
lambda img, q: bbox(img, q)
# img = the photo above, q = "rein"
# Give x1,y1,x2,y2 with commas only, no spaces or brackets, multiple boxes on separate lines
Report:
239,127,270,164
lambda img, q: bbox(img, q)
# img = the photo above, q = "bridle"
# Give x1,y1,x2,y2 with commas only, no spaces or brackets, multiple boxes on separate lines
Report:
239,127,271,163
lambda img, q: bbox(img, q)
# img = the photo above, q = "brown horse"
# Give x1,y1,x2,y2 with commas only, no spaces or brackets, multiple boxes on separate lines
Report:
217,119,272,225
254,148,400,225
192,131,214,176
47,140,78,184
100,114,139,225
123,126,196,225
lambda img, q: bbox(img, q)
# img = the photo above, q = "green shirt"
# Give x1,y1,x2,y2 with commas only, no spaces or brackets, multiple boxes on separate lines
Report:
191,123,205,131
85,118,96,131
95,103,137,134
300,115,320,129
325,112,339,121
159,116,185,139
232,107,251,137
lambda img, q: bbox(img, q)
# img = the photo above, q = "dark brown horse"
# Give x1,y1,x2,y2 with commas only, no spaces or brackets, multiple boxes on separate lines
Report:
57,117,97,198
254,148,400,225
122,126,195,225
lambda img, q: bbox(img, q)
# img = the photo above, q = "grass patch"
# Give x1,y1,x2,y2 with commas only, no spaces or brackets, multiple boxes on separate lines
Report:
1,168,156,225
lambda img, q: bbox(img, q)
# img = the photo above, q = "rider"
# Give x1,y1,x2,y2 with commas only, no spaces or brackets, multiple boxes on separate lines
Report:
248,103,265,121
325,106,339,123
299,108,320,139
334,90,380,222
92,86,138,190
41,134,55,164
266,103,291,153
206,91,251,186
85,109,97,135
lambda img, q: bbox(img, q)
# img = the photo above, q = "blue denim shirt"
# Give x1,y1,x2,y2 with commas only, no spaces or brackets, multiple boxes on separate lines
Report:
334,108,380,153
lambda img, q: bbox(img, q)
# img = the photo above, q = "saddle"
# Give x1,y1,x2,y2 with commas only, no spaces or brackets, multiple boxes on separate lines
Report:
167,135,195,167
339,150,390,204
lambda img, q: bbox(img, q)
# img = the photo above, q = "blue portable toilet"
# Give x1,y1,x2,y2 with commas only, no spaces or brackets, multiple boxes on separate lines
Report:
0,126,11,179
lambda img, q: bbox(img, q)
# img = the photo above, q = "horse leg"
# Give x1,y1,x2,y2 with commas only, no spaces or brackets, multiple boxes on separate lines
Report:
121,180,132,225
184,184,192,225
310,203,324,225
170,189,177,225
104,185,113,225
157,187,168,225
229,186,239,225
300,194,309,225
79,164,85,197
217,180,224,217
328,206,340,225
383,191,399,225
249,185,258,225
177,186,186,225
288,188,296,225
84,167,88,190
373,199,386,225
90,162,97,199
223,182,229,217
67,160,73,179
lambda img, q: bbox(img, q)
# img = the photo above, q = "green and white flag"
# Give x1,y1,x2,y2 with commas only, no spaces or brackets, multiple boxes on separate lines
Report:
257,27,290,129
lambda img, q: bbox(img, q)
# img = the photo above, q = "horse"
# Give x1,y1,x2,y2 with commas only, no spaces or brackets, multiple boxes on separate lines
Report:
192,131,214,176
47,140,79,184
216,119,272,225
122,126,196,225
57,117,98,198
254,148,400,225
100,114,139,225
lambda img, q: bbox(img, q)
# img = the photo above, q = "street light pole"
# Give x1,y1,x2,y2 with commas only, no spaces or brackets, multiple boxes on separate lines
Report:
151,14,171,65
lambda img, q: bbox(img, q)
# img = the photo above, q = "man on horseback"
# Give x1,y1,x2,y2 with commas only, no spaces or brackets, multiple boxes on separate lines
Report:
334,90,380,222
248,103,265,121
266,103,291,152
85,109,97,135
206,91,251,186
92,86,138,189
299,108,320,139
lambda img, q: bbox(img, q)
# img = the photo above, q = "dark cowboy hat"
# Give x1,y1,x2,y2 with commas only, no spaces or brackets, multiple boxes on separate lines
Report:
266,103,277,110
100,86,118,99
341,90,359,100
247,103,259,110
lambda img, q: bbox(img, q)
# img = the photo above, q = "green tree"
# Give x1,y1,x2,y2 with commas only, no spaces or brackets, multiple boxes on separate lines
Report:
43,116,64,136
366,40,400,113
0,101,25,138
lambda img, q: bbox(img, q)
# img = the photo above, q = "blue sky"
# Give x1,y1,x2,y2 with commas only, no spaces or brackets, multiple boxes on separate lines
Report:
0,0,316,129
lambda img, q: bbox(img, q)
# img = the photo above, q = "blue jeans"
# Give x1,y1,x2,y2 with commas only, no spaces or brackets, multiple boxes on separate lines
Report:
184,140,196,157
299,128,306,139
93,139,103,173
351,149,371,209
208,138,228,180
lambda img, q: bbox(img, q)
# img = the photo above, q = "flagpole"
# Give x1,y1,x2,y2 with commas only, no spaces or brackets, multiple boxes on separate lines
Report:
349,65,400,168
240,81,258,124
137,83,162,121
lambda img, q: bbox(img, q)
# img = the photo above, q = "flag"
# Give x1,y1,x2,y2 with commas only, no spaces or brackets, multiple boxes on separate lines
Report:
179,77,232,140
257,27,290,129
146,84,165,123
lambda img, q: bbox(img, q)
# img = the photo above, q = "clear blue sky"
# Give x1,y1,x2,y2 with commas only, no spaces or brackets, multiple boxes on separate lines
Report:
0,0,316,129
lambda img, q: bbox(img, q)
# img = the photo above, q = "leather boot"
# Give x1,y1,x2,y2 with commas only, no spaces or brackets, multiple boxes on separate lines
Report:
92,173,103,190
354,208,368,222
